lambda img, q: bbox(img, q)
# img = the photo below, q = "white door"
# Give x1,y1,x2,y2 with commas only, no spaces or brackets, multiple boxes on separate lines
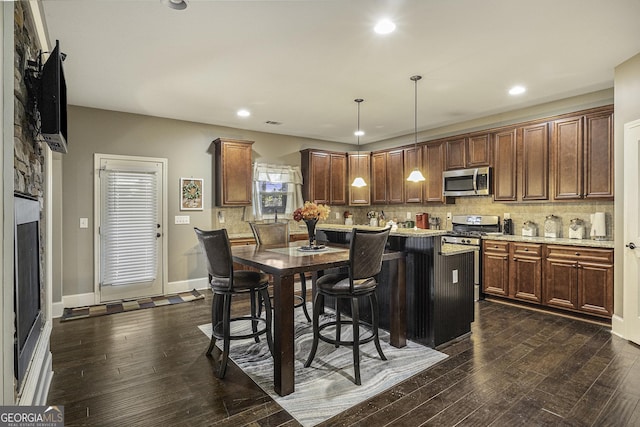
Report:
95,154,167,302
623,119,640,345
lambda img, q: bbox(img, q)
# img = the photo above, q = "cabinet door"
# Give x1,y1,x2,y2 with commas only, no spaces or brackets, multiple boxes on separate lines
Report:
578,261,613,317
387,150,405,204
404,146,423,203
584,111,614,199
329,153,347,205
467,133,491,167
348,153,370,205
552,117,583,200
493,129,517,201
445,138,466,170
482,241,510,296
521,123,549,201
371,152,387,204
309,151,331,204
544,258,578,310
510,243,542,303
215,138,253,206
424,142,446,203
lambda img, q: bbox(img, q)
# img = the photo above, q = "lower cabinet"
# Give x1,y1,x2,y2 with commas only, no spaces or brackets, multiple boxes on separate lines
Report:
482,240,613,318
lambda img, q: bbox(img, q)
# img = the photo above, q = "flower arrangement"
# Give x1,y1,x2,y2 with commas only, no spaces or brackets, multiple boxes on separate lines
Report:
367,210,378,219
293,201,330,222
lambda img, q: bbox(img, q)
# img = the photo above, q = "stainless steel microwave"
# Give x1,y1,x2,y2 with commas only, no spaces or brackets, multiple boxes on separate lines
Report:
442,167,491,197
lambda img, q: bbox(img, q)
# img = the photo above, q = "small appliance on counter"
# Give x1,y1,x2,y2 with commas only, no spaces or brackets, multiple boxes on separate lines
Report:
590,212,607,240
416,213,429,229
522,221,537,237
503,218,513,235
544,214,561,238
568,218,585,239
429,216,441,229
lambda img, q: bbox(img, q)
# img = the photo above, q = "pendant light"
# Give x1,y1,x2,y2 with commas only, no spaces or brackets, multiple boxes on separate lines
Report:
406,75,426,182
351,98,367,188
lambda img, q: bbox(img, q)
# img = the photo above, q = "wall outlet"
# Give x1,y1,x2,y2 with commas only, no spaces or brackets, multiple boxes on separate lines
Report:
335,212,340,219
406,212,412,219
446,212,452,221
217,211,225,224
80,218,88,229
504,213,511,219
452,269,458,284
175,215,190,225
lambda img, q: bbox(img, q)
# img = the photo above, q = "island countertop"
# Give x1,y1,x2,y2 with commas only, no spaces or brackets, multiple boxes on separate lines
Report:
317,223,448,238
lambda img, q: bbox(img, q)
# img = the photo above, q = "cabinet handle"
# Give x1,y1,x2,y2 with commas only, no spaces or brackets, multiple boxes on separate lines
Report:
575,252,580,256
524,248,529,251
513,257,517,261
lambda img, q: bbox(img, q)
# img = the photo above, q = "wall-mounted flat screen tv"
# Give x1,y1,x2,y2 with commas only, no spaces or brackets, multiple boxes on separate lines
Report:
40,40,67,153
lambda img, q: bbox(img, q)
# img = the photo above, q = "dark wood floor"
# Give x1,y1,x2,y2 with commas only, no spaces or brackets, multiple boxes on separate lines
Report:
48,291,640,426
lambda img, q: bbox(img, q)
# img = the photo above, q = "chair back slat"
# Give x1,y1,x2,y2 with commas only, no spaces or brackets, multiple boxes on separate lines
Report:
349,228,390,281
194,228,233,287
250,222,289,246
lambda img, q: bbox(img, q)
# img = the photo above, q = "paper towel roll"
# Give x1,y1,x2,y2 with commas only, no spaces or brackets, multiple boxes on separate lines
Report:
591,212,606,239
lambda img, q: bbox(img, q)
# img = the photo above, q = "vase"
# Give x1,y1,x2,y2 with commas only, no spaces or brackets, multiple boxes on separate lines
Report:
304,218,319,248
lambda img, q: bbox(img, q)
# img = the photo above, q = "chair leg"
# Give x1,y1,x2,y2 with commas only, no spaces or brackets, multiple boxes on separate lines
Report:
335,298,341,348
218,293,232,378
351,298,361,385
304,293,324,368
370,292,387,361
206,292,222,356
299,273,311,322
250,289,260,343
261,287,274,356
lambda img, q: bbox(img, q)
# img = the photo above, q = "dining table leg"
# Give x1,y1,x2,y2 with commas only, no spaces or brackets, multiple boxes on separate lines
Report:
272,273,295,396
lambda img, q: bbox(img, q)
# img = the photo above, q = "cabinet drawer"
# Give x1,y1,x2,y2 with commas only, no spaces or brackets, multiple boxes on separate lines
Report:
483,240,509,254
512,243,542,257
545,245,613,264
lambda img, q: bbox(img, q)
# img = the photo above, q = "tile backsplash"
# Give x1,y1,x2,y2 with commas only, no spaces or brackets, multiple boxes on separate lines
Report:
213,197,614,240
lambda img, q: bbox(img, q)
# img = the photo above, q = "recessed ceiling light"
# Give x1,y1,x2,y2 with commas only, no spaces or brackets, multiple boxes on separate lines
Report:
374,19,396,35
237,109,250,117
162,0,187,11
509,85,526,95
354,130,365,136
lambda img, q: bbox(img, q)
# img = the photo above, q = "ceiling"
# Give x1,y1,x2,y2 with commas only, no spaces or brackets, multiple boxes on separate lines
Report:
40,0,640,145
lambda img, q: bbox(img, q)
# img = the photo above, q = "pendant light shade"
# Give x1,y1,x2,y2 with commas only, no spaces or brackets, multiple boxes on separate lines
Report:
351,98,367,188
407,75,426,182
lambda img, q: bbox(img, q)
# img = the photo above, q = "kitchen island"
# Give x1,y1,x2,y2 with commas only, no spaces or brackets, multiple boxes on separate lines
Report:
317,224,475,348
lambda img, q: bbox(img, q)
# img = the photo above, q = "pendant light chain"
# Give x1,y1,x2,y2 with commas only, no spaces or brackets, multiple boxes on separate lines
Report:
407,75,426,182
352,99,367,187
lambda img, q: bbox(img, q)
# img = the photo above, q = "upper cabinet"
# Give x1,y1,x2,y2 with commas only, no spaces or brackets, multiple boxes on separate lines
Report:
404,146,423,203
348,152,371,206
492,129,518,201
214,138,253,206
521,123,549,201
300,149,347,205
371,149,404,204
551,108,613,200
445,133,491,170
423,141,446,203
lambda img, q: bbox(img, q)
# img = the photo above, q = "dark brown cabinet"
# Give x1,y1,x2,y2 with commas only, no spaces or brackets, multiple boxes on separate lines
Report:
482,241,510,296
214,138,253,206
510,242,542,303
445,134,491,170
371,149,404,204
551,108,613,200
492,129,517,201
301,150,347,205
348,152,371,205
404,146,422,203
423,141,446,203
543,245,613,318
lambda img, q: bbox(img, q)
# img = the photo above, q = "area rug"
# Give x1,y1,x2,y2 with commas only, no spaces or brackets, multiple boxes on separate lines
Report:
61,289,204,321
198,304,448,426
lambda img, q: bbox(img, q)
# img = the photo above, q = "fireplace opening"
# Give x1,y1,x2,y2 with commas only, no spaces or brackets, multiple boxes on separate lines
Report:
14,194,43,391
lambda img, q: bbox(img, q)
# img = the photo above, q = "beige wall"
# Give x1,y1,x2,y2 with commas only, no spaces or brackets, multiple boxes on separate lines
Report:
62,106,354,296
614,52,640,319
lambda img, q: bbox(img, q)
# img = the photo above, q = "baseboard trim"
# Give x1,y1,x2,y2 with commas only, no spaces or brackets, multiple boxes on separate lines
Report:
610,314,625,338
165,277,209,294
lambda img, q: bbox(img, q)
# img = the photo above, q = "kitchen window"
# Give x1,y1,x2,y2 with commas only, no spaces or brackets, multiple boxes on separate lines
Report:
252,163,303,220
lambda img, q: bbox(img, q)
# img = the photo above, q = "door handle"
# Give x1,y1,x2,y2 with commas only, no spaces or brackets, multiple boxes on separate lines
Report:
156,233,161,238
626,242,637,250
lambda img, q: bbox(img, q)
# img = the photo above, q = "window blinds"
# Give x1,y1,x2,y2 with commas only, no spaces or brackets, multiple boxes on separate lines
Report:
100,170,158,286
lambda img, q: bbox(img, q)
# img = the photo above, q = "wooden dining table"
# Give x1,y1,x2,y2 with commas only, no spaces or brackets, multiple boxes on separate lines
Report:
231,241,406,396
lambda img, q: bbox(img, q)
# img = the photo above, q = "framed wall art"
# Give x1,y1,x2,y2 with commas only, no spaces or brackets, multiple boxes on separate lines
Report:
180,177,204,211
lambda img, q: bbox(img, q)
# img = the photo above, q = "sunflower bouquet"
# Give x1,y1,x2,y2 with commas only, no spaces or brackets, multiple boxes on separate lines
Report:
293,201,330,221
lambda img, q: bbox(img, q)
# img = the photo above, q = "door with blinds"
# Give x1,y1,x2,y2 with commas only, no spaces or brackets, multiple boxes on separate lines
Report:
95,154,167,302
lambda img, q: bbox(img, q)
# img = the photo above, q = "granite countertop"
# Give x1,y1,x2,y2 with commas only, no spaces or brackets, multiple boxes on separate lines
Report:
317,223,449,238
440,243,479,256
481,234,614,249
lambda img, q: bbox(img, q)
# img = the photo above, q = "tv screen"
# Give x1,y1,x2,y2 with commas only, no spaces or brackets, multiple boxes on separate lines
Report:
40,40,68,153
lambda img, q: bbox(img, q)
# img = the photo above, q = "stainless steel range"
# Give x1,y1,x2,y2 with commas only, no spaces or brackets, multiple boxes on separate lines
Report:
441,215,500,301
